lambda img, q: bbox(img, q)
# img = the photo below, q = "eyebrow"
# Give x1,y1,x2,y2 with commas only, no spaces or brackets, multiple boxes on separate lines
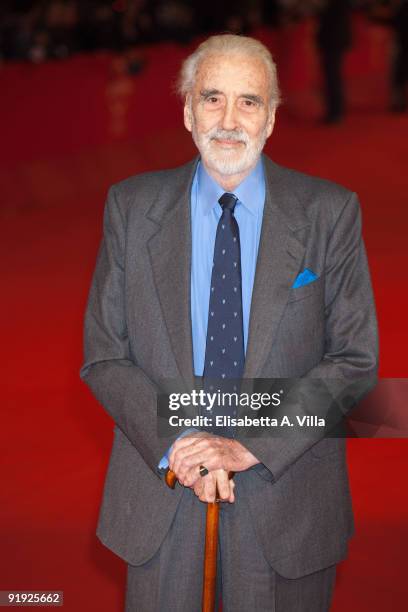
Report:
241,93,264,105
200,89,222,99
199,89,264,105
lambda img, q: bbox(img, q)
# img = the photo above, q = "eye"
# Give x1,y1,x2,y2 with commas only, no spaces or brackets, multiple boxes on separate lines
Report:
202,94,224,109
240,98,259,110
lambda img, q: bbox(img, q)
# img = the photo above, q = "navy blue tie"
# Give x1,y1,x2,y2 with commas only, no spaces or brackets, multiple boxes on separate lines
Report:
202,192,245,436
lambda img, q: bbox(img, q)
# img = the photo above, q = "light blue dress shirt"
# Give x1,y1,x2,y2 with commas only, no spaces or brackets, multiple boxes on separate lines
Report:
158,157,266,470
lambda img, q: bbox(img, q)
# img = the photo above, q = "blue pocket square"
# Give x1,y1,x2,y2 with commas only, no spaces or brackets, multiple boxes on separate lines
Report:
292,268,318,289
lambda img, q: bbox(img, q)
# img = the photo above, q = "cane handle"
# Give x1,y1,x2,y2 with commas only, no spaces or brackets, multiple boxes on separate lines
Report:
165,469,234,491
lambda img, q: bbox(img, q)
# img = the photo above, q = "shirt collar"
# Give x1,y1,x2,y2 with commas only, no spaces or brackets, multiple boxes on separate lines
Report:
196,156,265,217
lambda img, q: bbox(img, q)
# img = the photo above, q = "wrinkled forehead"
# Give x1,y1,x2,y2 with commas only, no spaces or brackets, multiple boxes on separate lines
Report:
193,52,271,101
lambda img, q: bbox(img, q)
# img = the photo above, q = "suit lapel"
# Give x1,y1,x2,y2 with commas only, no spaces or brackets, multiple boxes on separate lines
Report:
243,156,310,377
146,159,198,388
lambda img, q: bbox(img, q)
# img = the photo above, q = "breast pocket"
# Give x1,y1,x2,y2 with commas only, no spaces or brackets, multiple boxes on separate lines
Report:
287,277,322,303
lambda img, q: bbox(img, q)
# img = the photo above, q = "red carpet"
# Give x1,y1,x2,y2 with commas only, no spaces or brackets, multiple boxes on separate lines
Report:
0,17,407,611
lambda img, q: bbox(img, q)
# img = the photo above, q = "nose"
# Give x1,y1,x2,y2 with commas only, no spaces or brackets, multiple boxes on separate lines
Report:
220,101,238,132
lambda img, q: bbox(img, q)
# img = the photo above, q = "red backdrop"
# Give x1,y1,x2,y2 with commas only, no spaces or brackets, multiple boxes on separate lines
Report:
0,16,407,611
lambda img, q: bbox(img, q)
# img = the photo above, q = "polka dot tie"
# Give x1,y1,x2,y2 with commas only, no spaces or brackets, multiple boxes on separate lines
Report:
202,192,245,436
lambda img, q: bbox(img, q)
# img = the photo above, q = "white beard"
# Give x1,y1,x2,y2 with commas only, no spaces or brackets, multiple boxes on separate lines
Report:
191,121,269,177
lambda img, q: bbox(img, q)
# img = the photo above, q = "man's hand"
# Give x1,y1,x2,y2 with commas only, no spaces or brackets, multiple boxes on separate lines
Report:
169,431,259,487
191,468,235,503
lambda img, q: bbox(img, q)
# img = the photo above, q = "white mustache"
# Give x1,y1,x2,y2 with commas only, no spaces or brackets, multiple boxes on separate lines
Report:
208,128,249,145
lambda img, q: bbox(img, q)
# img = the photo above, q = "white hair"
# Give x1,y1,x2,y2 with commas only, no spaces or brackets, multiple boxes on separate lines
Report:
178,34,281,109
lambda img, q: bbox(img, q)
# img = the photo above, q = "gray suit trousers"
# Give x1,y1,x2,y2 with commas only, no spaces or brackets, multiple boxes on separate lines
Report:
125,475,336,612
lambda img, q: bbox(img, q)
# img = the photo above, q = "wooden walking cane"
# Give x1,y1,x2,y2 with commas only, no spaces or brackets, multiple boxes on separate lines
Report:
165,468,233,612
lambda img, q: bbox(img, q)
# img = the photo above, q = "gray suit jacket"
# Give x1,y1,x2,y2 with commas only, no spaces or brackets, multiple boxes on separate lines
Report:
80,154,378,579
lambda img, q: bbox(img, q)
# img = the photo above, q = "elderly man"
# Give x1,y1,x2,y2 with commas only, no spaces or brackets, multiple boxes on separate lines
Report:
80,34,378,612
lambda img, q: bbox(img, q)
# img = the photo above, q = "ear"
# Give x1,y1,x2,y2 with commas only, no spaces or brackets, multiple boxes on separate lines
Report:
184,96,192,132
266,107,276,139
